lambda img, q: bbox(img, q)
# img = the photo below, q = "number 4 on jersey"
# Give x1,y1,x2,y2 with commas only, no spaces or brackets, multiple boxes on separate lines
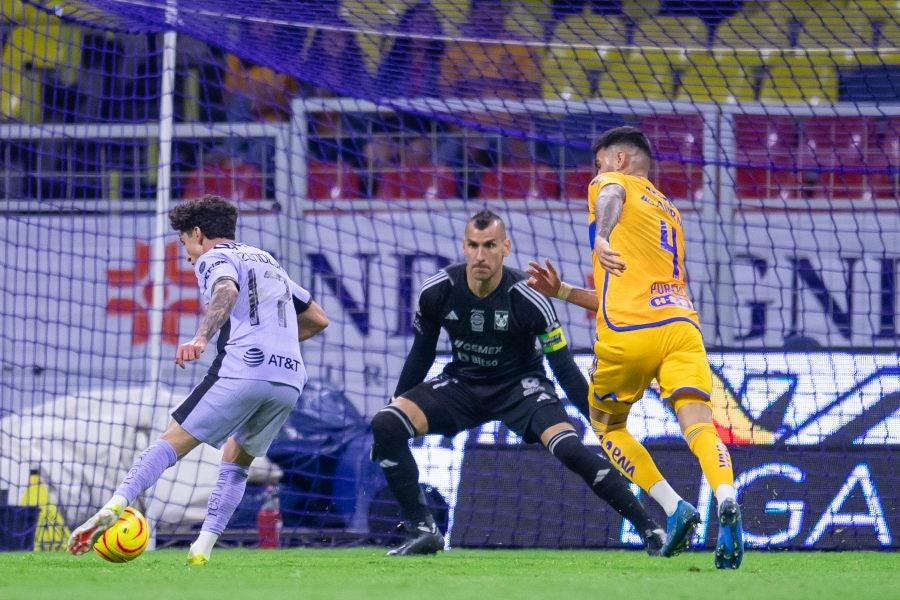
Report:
659,220,680,280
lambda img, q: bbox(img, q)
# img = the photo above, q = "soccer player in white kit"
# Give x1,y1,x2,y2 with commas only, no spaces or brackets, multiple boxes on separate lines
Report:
67,195,328,564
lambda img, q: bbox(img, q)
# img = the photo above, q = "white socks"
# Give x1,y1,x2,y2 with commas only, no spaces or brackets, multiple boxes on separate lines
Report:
648,480,683,516
190,530,219,558
715,484,737,509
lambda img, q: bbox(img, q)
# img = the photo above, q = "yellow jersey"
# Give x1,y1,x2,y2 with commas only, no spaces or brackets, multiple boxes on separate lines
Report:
587,171,701,332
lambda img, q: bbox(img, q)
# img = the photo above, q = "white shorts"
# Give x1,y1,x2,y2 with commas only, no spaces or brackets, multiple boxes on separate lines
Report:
172,375,299,457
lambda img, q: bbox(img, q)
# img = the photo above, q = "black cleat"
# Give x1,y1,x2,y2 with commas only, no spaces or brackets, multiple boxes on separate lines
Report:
643,527,666,556
385,519,445,556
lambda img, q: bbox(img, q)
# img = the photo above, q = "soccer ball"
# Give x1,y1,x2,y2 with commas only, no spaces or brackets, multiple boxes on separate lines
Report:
93,507,150,563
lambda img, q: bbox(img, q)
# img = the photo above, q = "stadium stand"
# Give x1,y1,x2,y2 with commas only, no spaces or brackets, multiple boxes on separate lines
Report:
676,50,760,102
640,112,705,203
376,164,458,199
733,114,801,200
307,158,363,200
477,162,559,199
758,52,840,104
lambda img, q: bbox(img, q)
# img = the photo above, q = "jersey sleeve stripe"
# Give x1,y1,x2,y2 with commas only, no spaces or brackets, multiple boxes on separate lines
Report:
512,281,556,326
415,270,450,311
211,275,239,290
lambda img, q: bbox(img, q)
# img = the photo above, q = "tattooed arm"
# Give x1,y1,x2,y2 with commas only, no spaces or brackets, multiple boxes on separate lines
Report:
593,183,626,277
175,278,239,368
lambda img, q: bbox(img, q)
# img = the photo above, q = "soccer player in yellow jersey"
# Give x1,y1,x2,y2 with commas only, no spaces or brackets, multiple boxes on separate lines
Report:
526,126,744,569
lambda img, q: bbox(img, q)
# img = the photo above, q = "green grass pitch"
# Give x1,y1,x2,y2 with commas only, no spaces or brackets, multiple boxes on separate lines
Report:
1,547,897,600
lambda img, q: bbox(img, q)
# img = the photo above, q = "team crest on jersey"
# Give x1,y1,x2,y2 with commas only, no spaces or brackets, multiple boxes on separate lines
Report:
470,309,485,332
198,261,206,273
494,310,509,331
521,377,542,396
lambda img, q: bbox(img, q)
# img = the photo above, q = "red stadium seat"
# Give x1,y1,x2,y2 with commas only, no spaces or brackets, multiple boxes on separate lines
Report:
734,150,800,200
800,117,884,199
376,165,458,200
307,159,362,200
478,164,560,200
640,113,704,202
183,156,263,201
802,117,877,148
878,117,900,198
886,117,900,166
735,115,799,152
561,166,595,201
733,115,800,199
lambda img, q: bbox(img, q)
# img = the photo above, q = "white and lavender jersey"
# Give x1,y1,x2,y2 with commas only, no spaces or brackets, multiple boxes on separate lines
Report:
195,241,309,391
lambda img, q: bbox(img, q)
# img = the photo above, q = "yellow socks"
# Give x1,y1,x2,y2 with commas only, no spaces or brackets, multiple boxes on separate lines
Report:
684,422,735,493
596,424,667,493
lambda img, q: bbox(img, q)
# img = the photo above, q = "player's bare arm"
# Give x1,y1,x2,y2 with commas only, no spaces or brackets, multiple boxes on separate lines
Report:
593,183,626,277
526,258,598,312
297,300,329,341
175,278,239,368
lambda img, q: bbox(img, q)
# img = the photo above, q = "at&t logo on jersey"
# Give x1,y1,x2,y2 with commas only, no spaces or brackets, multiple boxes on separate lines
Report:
268,354,300,371
243,347,266,367
242,347,300,371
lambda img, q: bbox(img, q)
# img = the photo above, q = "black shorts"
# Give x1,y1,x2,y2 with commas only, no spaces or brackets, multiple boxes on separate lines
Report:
401,373,571,444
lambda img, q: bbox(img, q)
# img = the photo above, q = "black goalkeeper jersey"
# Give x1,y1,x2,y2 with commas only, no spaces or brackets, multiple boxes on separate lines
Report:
395,263,567,393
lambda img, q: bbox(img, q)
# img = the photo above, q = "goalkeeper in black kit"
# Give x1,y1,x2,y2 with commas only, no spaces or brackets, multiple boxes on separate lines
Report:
371,209,665,556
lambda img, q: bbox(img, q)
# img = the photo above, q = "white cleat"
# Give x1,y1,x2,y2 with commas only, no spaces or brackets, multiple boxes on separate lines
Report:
67,507,120,555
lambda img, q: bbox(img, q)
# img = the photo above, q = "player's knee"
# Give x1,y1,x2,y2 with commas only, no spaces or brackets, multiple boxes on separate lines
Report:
547,429,614,483
370,406,415,460
590,418,609,439
595,419,626,444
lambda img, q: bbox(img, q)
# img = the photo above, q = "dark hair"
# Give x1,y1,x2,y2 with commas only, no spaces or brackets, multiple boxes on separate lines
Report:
591,126,653,158
168,195,238,239
469,209,503,231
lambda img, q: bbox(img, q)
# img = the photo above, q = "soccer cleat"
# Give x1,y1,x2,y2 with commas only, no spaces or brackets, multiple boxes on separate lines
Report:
186,552,209,566
642,527,666,556
385,519,445,556
66,506,122,555
659,500,701,557
715,498,744,569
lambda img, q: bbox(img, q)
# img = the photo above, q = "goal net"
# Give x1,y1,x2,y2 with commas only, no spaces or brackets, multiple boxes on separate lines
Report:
0,0,897,551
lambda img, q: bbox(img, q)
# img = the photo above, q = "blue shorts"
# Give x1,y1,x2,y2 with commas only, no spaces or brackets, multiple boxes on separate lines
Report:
172,375,299,457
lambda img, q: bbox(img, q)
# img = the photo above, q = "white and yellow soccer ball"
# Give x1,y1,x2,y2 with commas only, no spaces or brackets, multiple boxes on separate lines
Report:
93,507,149,563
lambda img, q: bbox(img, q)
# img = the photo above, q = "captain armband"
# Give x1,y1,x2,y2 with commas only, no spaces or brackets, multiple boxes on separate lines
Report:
538,326,567,354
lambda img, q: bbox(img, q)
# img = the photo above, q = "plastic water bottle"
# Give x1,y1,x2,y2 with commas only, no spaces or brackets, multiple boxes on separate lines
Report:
256,486,282,549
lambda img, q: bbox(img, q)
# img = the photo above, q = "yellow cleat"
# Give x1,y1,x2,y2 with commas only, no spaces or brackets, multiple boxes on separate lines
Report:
186,552,209,566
